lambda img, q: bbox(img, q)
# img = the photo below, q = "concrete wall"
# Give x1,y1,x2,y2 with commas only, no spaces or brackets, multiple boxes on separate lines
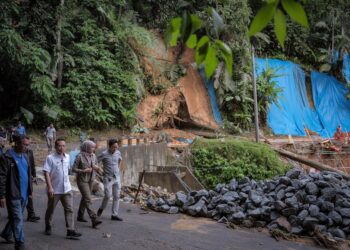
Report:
143,172,188,193
119,143,168,186
155,166,204,191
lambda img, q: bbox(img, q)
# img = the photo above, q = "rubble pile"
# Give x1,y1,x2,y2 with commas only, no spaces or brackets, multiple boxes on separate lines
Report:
121,184,175,206
146,169,350,240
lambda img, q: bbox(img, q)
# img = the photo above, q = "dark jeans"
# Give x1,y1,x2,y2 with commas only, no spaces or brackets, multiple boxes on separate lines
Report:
26,196,35,218
1,199,27,247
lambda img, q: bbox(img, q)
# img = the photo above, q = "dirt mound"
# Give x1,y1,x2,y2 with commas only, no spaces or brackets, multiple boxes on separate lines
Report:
134,32,220,131
137,87,183,128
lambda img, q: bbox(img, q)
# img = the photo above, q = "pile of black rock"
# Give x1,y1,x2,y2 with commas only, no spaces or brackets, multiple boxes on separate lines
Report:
146,168,350,240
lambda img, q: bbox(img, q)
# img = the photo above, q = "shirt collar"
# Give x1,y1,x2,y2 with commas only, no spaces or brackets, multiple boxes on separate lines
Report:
55,152,67,158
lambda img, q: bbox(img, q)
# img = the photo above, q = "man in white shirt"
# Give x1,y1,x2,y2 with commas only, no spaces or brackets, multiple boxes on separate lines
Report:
43,138,82,240
45,124,56,153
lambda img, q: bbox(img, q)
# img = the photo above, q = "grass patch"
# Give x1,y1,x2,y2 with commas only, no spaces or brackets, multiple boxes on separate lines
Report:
191,138,290,188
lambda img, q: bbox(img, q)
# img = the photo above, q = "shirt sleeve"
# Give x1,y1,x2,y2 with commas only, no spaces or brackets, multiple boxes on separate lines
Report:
117,150,122,161
97,152,104,163
43,156,52,173
72,154,81,173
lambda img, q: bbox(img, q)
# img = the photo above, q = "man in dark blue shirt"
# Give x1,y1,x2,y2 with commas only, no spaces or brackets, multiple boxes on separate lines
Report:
0,135,32,250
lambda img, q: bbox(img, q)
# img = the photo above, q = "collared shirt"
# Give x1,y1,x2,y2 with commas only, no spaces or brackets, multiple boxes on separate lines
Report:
16,126,26,136
9,149,29,201
97,150,122,178
46,127,56,138
43,152,71,194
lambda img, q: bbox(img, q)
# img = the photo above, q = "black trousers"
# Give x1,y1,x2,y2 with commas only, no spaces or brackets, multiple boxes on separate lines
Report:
26,196,35,217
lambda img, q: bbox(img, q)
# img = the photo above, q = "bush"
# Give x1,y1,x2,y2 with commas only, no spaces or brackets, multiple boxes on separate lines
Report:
191,138,290,188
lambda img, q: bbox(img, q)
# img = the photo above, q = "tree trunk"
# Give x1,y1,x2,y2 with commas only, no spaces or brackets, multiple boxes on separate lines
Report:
275,148,350,180
56,0,64,88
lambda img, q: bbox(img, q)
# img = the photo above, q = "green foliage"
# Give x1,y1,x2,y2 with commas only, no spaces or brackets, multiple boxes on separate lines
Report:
191,138,290,188
256,64,282,125
248,0,309,48
0,0,155,128
165,9,233,78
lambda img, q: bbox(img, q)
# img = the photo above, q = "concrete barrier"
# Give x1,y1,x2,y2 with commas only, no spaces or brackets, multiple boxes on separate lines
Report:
120,142,167,186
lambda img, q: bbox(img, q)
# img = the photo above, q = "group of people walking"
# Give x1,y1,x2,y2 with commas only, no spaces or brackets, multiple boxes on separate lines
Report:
0,134,124,250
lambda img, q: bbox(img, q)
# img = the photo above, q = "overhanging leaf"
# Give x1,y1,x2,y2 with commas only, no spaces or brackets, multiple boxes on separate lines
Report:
190,14,203,33
20,107,34,124
204,44,218,78
215,40,233,76
248,2,277,37
195,36,209,65
274,9,286,48
164,17,182,47
210,8,224,38
180,12,192,43
281,0,309,28
186,34,197,49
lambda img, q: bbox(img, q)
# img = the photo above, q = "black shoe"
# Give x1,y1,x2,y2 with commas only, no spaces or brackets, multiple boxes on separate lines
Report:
15,244,25,250
97,208,103,217
92,219,102,228
111,215,123,221
45,225,52,236
66,230,82,240
27,215,40,222
1,235,14,244
77,217,88,222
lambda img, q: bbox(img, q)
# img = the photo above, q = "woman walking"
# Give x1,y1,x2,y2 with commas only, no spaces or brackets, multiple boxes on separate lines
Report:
72,140,102,228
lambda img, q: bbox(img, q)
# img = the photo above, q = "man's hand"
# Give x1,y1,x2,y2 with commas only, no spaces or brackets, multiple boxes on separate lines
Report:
0,198,5,208
48,187,54,198
32,177,38,185
92,165,100,171
84,168,92,173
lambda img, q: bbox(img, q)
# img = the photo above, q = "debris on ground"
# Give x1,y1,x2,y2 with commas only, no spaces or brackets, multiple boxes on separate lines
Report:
144,168,350,247
121,184,175,211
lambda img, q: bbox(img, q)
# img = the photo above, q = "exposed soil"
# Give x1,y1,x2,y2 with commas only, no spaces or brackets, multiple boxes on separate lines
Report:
134,32,219,131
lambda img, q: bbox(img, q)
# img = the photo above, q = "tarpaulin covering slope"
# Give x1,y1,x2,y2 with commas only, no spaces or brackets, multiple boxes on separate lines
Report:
256,59,324,136
199,69,223,125
343,53,350,83
312,71,350,136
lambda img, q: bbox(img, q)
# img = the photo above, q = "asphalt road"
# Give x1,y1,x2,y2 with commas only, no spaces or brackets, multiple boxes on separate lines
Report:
0,184,322,250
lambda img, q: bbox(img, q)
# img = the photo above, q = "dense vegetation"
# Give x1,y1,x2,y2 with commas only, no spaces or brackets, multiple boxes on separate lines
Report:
191,138,290,188
0,0,349,131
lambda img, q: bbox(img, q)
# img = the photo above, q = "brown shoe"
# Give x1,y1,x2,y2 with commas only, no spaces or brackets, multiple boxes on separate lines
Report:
92,219,102,228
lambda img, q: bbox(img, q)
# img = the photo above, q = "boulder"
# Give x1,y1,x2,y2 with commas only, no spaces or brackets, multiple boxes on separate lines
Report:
305,182,318,195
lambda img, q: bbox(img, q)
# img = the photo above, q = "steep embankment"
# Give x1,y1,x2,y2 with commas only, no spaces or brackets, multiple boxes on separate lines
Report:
134,32,219,130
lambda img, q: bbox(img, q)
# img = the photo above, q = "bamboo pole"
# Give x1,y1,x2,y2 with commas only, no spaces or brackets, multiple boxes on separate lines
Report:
275,148,350,180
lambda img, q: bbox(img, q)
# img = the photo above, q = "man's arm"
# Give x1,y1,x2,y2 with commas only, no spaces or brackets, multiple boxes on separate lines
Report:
28,150,36,178
44,171,54,197
0,155,8,207
43,156,54,197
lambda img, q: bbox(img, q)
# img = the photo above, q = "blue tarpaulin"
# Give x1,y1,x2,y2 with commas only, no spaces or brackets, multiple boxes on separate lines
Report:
256,59,323,136
69,149,80,167
199,69,223,125
311,71,350,136
256,58,350,138
343,53,350,83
